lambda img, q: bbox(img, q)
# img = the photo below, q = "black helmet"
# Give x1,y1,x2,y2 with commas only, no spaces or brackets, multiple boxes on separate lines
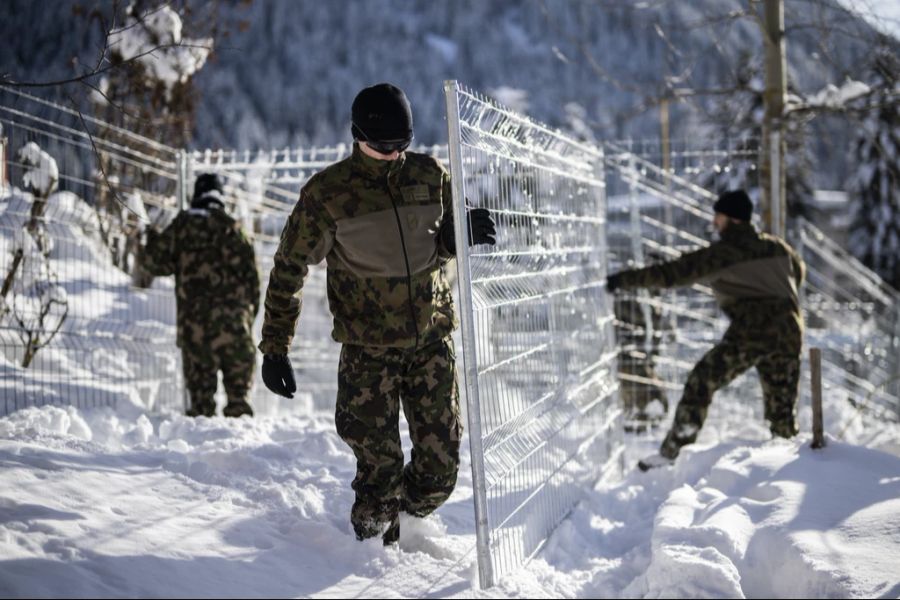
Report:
351,83,413,142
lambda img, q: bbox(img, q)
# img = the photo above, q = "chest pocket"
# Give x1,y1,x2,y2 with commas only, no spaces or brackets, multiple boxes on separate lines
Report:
400,184,431,205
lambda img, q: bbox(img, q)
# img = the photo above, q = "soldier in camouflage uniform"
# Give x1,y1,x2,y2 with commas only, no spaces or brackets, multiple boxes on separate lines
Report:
258,84,495,544
143,173,260,418
607,190,805,470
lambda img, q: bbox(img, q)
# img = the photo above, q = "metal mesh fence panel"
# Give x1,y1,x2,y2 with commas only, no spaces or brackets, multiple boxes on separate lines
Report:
796,220,900,426
604,144,755,432
0,87,184,415
603,141,900,442
444,81,622,587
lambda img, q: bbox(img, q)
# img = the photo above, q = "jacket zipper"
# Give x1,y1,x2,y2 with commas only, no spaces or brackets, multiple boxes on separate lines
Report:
386,173,420,351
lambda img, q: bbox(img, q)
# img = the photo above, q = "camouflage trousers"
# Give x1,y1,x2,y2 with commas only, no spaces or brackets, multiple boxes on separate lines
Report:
335,337,462,541
660,316,802,459
180,309,256,413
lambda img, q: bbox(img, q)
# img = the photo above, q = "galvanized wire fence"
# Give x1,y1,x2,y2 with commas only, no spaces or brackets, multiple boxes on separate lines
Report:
445,81,622,587
605,143,753,433
0,88,365,416
797,220,900,427
603,141,900,447
0,86,185,415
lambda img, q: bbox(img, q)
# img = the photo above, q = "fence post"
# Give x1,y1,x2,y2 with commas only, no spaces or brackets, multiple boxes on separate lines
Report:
176,149,190,211
176,149,190,413
810,347,826,449
444,80,494,589
0,123,6,195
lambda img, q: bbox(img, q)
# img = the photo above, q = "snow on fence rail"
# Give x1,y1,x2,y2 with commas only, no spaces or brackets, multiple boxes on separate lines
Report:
444,81,622,587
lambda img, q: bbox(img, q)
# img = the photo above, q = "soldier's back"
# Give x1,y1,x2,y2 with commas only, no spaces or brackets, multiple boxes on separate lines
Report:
172,207,254,308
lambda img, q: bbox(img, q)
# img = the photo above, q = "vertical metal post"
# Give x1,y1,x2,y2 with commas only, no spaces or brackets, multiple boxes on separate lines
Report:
177,150,190,212
444,80,494,589
176,149,190,413
769,129,783,237
0,123,6,195
626,156,654,350
627,156,645,266
810,347,826,449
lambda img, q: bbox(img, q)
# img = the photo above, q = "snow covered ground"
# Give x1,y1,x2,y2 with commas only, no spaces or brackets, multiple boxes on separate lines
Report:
1,397,898,598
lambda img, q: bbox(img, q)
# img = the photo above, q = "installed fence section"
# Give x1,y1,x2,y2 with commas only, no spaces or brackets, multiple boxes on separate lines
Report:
445,81,621,587
604,142,900,443
0,83,444,417
0,86,185,414
604,143,743,430
797,220,900,427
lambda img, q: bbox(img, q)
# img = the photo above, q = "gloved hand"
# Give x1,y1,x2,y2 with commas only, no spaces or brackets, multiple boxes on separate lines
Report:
606,273,623,293
440,207,497,254
261,353,296,399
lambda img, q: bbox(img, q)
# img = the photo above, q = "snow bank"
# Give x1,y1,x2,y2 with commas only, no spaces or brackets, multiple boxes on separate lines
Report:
1,403,898,598
0,406,482,598
513,435,900,599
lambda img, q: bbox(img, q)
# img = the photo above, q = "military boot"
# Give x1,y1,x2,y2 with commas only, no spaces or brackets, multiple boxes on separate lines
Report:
186,401,216,418
223,400,254,418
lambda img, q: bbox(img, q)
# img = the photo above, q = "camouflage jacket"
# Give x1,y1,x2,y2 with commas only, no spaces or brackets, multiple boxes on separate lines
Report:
259,144,457,355
143,205,260,346
616,222,805,326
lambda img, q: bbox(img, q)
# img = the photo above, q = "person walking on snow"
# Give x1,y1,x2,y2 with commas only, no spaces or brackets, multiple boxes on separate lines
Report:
143,173,260,418
606,190,805,471
258,83,496,544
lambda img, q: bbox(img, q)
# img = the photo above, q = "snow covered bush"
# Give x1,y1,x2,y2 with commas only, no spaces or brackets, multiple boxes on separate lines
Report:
0,143,69,367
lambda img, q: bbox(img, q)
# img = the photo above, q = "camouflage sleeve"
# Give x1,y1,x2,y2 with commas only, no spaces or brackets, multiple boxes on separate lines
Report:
259,185,335,355
617,245,721,290
141,218,179,276
437,167,454,260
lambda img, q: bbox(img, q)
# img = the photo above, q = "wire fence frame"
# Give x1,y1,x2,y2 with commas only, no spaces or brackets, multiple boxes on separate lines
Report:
0,89,186,415
603,143,900,445
445,80,622,588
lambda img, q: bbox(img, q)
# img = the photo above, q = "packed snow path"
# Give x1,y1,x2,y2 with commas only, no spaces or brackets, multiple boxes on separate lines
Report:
0,404,898,598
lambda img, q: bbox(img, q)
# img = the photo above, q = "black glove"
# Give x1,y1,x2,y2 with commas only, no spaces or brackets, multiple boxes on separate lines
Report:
607,273,623,293
440,207,497,255
261,353,296,399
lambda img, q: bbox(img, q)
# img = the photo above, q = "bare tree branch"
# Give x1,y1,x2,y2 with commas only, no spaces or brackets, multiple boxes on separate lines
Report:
69,96,151,224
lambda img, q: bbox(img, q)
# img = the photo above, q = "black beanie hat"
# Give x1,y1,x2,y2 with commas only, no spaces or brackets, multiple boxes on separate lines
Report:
193,173,224,201
714,190,753,221
351,83,413,142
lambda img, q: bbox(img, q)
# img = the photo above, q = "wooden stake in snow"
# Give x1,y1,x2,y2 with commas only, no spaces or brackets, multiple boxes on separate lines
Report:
810,347,826,449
